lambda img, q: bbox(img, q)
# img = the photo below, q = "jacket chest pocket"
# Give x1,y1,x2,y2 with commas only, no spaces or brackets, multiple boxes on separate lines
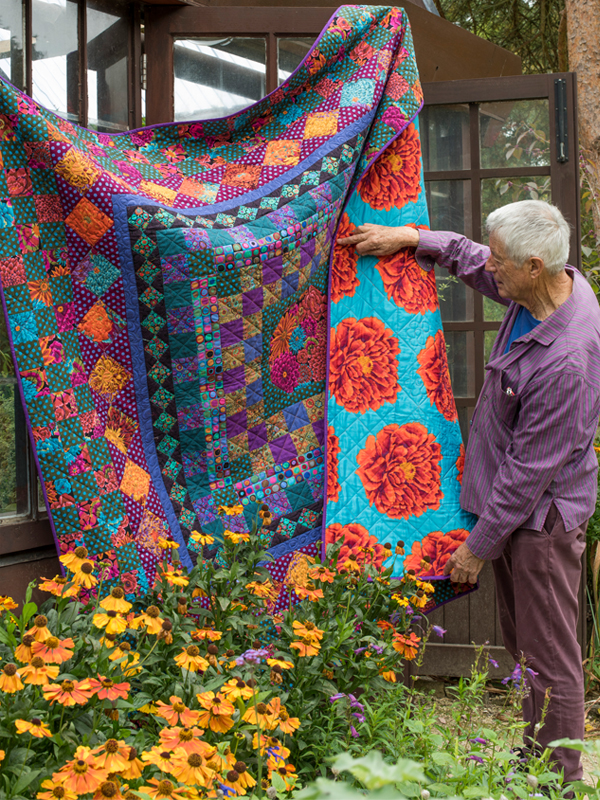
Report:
492,369,520,429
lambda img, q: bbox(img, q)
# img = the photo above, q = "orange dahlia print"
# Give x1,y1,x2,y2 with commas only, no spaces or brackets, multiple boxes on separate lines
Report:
325,522,387,569
403,528,470,576
329,317,400,413
375,247,438,314
356,422,442,519
417,330,458,422
358,123,422,211
331,213,360,303
327,425,341,502
456,443,465,484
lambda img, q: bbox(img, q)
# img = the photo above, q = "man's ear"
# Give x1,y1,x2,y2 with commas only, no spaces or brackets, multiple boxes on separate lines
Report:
529,256,545,279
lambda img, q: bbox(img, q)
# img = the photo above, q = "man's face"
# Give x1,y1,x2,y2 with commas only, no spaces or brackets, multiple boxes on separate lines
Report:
485,233,532,303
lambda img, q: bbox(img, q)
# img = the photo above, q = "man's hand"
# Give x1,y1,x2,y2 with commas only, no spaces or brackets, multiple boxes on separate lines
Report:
443,542,485,584
337,223,420,257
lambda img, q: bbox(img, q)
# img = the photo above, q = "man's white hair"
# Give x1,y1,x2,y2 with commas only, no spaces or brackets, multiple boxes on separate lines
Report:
486,200,570,276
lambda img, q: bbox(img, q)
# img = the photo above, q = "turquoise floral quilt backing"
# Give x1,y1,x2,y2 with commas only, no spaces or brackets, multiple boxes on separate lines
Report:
0,4,475,608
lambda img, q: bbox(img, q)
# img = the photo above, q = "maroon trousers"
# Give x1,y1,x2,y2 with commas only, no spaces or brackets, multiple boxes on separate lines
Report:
492,503,587,783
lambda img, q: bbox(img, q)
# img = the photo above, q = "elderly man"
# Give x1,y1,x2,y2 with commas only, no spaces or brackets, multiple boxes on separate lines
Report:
338,199,600,784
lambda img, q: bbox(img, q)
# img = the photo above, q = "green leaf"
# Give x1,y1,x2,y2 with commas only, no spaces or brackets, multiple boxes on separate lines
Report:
12,769,41,795
462,787,491,798
432,752,456,767
272,771,288,792
218,597,231,611
332,751,425,790
20,602,37,628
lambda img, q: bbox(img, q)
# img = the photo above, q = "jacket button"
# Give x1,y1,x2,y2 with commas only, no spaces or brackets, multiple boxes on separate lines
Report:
483,394,487,400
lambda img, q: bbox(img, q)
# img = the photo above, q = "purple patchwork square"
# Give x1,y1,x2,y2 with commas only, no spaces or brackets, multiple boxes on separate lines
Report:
167,306,195,334
227,409,247,439
247,379,263,406
178,403,204,431
220,318,244,348
248,423,267,451
162,254,190,283
243,287,263,316
312,420,325,446
223,365,245,394
262,258,283,284
270,433,296,464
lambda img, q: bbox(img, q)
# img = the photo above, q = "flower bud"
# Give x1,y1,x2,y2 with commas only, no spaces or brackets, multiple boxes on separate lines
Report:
526,775,538,789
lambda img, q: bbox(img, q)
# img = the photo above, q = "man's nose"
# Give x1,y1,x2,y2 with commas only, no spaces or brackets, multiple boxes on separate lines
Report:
485,256,495,273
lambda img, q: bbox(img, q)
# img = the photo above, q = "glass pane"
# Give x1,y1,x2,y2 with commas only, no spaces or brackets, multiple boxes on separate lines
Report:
0,0,25,90
444,330,475,398
457,406,472,445
87,0,130,133
174,38,266,121
277,37,315,85
484,329,499,364
427,180,473,322
421,104,470,172
480,174,551,321
32,0,79,123
480,99,550,169
0,382,29,517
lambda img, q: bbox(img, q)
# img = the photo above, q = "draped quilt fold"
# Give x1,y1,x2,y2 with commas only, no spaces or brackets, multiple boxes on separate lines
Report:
0,4,476,609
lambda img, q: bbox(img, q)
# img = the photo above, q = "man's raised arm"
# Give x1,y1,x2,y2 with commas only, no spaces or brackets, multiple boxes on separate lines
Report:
337,223,510,306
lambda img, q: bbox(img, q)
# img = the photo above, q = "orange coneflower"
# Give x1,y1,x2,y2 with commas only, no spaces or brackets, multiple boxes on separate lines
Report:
0,595,18,612
290,637,320,657
218,504,243,516
120,746,144,780
243,701,277,730
72,561,98,588
291,620,323,642
92,738,130,772
266,657,293,670
190,530,214,546
294,582,324,601
58,746,108,793
15,717,52,738
43,678,95,706
160,569,189,588
99,587,132,614
307,565,335,583
21,656,60,685
88,675,130,701
38,576,79,598
14,634,35,663
173,645,209,673
392,631,421,659
377,620,395,632
155,696,201,727
191,627,222,642
32,636,74,664
380,669,397,682
245,580,274,599
224,530,250,544
219,677,255,701
268,699,300,734
0,663,23,693
158,537,180,551
169,746,216,786
158,726,210,755
141,745,177,773
129,605,163,635
26,614,52,642
60,545,89,572
269,763,297,789
195,691,235,733
138,778,188,800
93,610,128,635
225,759,257,791
92,780,126,800
37,776,78,800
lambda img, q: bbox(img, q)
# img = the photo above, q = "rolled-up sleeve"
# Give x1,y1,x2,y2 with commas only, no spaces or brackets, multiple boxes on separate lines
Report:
416,229,509,306
466,370,589,560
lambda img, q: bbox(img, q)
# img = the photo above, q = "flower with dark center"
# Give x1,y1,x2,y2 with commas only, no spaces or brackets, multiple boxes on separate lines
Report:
227,770,239,782
74,546,87,558
256,703,268,714
98,781,118,798
162,620,172,631
3,664,16,676
207,644,218,655
146,606,160,618
35,615,48,628
81,563,93,575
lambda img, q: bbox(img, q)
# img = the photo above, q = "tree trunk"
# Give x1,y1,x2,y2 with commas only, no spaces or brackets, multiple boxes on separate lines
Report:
565,0,600,240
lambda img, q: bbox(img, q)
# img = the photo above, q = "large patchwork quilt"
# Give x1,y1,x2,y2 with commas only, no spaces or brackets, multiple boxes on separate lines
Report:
0,4,475,608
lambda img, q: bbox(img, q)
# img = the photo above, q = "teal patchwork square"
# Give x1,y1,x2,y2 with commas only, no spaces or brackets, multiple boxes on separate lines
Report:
128,207,152,230
57,417,84,447
46,362,71,392
322,157,339,174
155,209,177,228
164,281,191,310
51,504,80,536
50,275,72,305
39,223,66,250
35,307,58,337
300,171,320,186
282,185,299,198
340,78,376,107
9,310,38,344
238,206,258,221
133,234,156,257
216,213,236,227
260,197,279,210
4,284,33,314
85,254,120,296
87,436,111,469
157,434,178,456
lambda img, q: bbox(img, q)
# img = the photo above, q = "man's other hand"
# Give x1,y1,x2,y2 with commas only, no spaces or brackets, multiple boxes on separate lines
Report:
336,223,420,256
443,542,485,584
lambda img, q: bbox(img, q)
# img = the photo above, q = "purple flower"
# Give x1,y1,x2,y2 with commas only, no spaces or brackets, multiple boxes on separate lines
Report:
371,644,384,654
218,785,236,798
432,625,447,638
488,657,499,669
235,647,269,666
329,693,345,703
350,725,359,738
467,755,484,764
271,352,300,393
382,106,407,131
348,695,364,712
352,712,366,723
470,738,487,745
354,647,368,654
501,664,538,686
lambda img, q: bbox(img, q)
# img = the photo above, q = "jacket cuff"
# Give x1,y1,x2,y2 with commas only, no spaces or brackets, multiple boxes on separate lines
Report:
465,517,508,561
415,229,442,272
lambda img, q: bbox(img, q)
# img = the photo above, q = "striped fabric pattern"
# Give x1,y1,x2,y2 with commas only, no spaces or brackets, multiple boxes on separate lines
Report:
417,229,600,560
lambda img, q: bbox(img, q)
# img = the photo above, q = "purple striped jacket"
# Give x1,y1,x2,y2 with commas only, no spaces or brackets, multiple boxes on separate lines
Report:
417,229,600,560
